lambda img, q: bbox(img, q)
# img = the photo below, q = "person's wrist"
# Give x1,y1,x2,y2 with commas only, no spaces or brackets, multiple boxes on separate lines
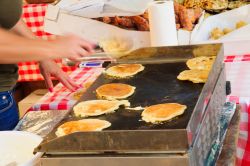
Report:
43,40,60,60
25,32,37,40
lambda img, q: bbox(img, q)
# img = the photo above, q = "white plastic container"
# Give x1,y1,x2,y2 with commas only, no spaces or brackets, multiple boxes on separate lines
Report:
0,131,43,166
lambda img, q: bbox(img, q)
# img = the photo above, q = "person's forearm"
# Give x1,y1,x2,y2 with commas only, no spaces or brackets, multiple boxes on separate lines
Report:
10,18,51,64
10,18,36,39
0,18,93,64
0,28,54,63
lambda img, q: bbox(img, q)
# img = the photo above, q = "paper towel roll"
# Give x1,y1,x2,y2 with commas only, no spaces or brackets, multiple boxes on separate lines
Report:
148,1,178,47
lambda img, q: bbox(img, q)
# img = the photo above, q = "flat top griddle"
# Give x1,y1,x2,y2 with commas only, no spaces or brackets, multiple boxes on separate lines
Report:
37,62,204,154
46,62,203,140
35,44,223,154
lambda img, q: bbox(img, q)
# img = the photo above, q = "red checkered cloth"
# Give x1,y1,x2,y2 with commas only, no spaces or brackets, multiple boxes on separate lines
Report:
225,54,250,63
227,97,250,166
237,98,250,166
32,67,104,111
225,55,250,166
18,4,76,82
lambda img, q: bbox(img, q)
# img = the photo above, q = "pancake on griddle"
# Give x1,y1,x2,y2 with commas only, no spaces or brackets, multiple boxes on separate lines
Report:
186,56,216,70
71,82,94,101
73,100,130,117
55,119,111,137
141,103,187,123
71,89,85,101
96,83,135,100
177,69,209,83
104,64,144,79
83,81,94,89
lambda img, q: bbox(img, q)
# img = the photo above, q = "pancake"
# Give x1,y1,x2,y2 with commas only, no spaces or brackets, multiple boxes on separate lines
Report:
96,83,135,100
104,64,144,79
73,100,130,117
71,89,85,101
186,56,216,70
71,82,94,101
141,103,187,123
177,69,210,83
83,81,94,89
99,37,133,58
55,119,111,137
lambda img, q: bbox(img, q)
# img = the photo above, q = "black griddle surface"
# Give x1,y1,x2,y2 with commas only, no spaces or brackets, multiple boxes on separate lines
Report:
64,63,203,130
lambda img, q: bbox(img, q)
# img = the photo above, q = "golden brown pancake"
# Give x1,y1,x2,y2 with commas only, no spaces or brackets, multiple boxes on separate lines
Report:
73,100,130,117
71,89,86,101
55,119,111,137
96,83,135,100
99,37,133,58
83,81,94,89
71,82,94,101
141,103,187,123
105,64,144,79
186,56,216,70
177,69,209,83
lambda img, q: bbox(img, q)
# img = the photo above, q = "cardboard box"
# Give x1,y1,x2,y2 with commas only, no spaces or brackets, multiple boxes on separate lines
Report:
44,5,151,49
46,1,250,47
18,89,48,118
191,5,250,44
44,2,204,47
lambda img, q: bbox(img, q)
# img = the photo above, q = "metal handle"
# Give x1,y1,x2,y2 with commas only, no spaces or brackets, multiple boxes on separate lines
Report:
226,81,231,95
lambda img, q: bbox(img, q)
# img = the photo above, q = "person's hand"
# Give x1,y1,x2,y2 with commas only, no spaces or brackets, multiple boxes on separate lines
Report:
50,34,96,61
39,60,80,92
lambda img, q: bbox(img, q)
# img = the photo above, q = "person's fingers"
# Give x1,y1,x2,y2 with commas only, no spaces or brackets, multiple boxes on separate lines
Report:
39,60,79,92
65,75,81,89
68,52,83,61
50,64,77,91
81,39,96,48
57,75,76,91
68,58,78,62
41,71,54,92
56,70,80,89
77,48,89,57
80,40,95,53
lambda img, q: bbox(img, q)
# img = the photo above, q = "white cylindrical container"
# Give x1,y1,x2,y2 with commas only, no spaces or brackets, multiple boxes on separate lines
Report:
148,0,178,47
0,131,43,166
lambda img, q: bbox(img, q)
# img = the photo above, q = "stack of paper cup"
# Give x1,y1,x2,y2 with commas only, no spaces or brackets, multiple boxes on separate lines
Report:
148,0,178,47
